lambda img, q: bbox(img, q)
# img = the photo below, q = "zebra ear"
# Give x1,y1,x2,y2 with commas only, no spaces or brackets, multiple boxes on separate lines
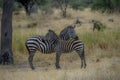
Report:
48,29,51,32
73,25,76,28
48,29,52,32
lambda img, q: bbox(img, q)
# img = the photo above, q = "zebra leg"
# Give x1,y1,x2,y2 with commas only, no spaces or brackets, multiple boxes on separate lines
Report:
55,52,61,69
28,52,35,70
77,50,86,68
82,53,86,68
80,54,84,68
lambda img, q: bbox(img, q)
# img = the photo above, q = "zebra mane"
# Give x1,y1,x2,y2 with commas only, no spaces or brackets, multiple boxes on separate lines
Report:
59,27,68,36
59,25,76,40
48,29,59,40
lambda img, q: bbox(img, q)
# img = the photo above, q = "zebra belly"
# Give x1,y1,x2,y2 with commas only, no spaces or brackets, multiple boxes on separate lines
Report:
38,47,54,54
59,47,74,53
61,50,74,53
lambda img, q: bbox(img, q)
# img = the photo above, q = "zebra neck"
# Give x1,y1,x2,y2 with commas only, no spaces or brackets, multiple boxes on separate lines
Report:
59,34,70,40
51,39,59,45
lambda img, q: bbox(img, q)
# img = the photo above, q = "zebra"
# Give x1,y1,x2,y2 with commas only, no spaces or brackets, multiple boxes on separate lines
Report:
25,25,78,70
45,29,86,69
59,25,79,40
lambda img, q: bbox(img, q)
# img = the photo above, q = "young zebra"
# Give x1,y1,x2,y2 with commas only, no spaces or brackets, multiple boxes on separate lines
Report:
26,25,78,70
46,29,86,69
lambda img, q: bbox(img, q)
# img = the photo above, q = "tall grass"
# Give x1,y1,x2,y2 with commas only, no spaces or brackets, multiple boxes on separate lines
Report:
12,28,46,54
80,28,120,49
12,26,120,59
79,27,120,58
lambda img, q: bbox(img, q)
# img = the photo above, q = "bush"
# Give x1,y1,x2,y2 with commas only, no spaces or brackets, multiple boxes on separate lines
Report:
27,22,38,28
0,0,3,8
69,0,90,10
14,2,22,11
91,0,120,13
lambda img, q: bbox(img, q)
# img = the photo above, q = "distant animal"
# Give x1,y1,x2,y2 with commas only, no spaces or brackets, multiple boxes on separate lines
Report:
45,29,86,69
75,18,82,26
26,25,79,70
91,20,106,32
108,18,114,22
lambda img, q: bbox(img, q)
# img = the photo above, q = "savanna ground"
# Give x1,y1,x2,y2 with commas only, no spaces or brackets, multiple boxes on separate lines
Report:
0,8,120,80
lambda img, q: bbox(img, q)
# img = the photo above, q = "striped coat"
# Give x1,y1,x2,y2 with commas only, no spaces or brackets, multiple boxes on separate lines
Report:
46,30,86,69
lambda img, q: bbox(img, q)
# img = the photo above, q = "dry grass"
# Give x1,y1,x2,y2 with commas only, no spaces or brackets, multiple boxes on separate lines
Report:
0,8,120,80
0,57,120,80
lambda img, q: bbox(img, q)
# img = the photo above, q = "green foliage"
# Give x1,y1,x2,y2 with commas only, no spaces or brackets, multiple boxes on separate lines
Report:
35,0,55,12
0,0,120,13
14,2,22,11
35,0,48,6
0,0,3,8
92,0,120,12
69,0,90,10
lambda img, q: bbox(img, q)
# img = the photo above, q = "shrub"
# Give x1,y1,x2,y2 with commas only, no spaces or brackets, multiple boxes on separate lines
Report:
27,22,38,28
91,0,120,13
69,0,89,10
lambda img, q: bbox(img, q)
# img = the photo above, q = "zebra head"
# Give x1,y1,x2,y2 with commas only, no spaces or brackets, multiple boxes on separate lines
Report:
45,29,59,44
59,25,79,40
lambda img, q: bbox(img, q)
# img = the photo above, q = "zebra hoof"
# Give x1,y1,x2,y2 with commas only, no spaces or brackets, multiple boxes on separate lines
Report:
56,66,61,69
81,65,83,69
31,67,35,70
84,64,86,68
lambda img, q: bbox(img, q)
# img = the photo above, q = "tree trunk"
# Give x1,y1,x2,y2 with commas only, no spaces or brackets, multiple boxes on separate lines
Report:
16,0,35,16
0,0,14,64
56,0,68,18
62,10,67,18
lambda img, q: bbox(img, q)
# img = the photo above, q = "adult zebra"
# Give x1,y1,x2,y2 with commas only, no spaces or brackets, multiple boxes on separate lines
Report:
26,25,78,70
45,29,86,69
59,25,78,40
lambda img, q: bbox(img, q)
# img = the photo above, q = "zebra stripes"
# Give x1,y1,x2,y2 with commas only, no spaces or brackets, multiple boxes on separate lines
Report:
56,40,86,69
46,30,86,69
55,39,84,53
26,25,78,70
26,35,56,70
26,36,54,54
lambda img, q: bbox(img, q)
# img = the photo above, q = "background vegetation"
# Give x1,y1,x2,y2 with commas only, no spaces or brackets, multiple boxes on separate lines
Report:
0,0,119,13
